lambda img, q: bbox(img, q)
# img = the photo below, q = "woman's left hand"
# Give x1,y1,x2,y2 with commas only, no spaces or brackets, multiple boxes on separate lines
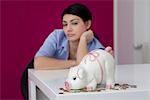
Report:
105,46,114,56
80,30,94,43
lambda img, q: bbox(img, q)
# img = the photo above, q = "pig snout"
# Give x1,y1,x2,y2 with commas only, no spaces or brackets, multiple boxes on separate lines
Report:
64,81,71,90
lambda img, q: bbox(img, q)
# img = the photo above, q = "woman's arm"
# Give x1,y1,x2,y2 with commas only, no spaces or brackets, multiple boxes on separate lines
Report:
76,30,94,64
34,57,76,70
76,37,88,64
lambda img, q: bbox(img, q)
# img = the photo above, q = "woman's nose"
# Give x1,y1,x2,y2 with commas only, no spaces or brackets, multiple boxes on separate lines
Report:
66,25,72,32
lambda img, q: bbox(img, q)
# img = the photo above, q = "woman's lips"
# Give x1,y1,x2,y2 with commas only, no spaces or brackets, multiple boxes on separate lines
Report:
67,34,75,37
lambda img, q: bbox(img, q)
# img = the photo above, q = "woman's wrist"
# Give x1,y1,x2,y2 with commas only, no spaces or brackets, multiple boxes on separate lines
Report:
80,36,87,44
68,60,77,68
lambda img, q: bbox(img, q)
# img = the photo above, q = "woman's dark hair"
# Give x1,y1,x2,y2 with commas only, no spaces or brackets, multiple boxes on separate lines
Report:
61,3,92,22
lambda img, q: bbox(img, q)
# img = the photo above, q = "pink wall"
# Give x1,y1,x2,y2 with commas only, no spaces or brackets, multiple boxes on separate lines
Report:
117,0,134,64
1,0,113,99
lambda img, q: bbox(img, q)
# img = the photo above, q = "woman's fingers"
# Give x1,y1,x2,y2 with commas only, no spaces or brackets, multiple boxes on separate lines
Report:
81,30,94,43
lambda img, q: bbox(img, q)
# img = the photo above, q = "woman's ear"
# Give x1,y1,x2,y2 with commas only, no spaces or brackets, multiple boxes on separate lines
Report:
85,20,91,30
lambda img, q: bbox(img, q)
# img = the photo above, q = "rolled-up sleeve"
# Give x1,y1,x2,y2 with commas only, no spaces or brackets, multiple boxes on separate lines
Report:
35,30,57,58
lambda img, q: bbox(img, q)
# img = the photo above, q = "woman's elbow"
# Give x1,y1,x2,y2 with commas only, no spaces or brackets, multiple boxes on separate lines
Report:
34,57,42,70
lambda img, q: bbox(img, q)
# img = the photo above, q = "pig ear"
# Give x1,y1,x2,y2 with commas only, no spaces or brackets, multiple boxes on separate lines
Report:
77,67,86,79
69,66,76,72
68,66,78,76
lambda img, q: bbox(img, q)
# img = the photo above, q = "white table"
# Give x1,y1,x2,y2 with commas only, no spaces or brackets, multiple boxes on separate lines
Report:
28,64,150,100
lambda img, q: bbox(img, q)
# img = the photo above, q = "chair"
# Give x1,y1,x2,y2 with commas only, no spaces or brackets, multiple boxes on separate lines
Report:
21,58,34,100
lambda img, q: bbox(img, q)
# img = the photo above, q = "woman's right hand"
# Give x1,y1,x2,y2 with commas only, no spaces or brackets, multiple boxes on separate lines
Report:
80,30,94,43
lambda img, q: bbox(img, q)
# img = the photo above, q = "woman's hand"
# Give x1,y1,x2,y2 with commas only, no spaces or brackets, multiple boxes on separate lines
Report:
80,30,94,43
105,46,114,56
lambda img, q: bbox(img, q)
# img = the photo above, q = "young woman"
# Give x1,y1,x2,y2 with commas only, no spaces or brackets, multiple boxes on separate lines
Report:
34,3,113,70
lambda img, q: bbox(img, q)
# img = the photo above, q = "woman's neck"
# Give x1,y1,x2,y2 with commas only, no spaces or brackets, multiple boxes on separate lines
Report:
69,40,79,50
68,40,79,60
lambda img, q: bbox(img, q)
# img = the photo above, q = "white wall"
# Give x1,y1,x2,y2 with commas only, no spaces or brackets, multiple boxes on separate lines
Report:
114,0,150,64
134,0,150,63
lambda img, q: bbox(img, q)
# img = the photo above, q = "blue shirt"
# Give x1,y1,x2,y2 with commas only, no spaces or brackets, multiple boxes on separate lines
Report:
35,29,104,60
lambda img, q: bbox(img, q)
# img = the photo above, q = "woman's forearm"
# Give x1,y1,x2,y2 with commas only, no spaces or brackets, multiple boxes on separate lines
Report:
34,57,76,70
76,37,88,65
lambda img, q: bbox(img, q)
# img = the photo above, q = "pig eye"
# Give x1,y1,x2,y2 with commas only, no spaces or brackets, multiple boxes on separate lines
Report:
73,77,76,80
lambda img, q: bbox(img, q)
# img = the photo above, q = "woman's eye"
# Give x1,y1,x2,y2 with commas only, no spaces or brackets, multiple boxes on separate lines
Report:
62,23,67,27
72,22,78,25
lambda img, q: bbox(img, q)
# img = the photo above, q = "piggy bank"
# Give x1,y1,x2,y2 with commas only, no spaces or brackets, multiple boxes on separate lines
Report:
64,49,115,91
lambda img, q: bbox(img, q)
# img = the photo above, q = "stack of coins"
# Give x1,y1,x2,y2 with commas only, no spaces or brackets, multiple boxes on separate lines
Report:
58,83,137,94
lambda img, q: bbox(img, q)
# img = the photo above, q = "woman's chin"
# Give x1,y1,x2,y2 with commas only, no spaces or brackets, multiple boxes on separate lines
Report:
67,38,79,42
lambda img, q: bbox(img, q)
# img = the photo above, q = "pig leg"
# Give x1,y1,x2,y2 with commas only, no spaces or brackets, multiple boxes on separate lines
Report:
105,62,115,89
86,77,97,91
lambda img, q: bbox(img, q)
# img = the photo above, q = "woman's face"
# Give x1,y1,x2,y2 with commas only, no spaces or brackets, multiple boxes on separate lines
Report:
62,14,90,42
